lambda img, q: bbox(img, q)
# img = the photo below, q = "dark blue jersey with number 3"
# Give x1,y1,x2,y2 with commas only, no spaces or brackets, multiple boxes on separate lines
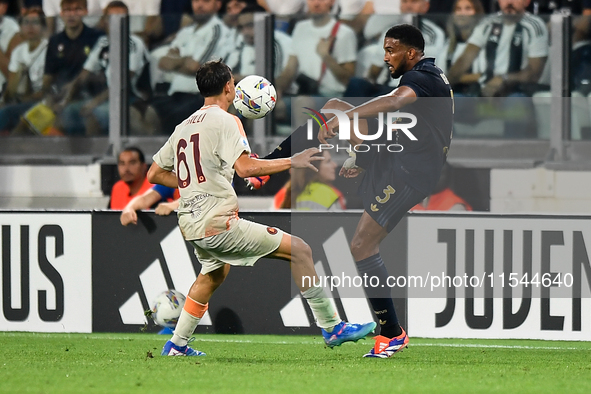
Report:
358,58,454,197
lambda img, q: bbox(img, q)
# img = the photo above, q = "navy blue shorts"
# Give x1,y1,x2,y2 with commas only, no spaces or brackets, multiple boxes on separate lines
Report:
361,177,425,233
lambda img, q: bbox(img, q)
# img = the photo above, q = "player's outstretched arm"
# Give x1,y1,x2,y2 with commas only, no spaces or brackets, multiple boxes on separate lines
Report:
234,148,325,177
147,162,178,188
318,86,417,144
120,189,166,226
234,152,291,178
291,148,325,172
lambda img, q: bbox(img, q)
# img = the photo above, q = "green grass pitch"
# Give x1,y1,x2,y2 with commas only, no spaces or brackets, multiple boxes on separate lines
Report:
1,332,590,393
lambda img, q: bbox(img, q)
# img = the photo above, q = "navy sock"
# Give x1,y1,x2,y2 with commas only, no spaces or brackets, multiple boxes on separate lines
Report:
356,254,402,338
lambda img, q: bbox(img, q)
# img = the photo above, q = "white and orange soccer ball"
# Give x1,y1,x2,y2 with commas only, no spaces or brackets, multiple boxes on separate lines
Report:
150,289,186,328
233,75,277,119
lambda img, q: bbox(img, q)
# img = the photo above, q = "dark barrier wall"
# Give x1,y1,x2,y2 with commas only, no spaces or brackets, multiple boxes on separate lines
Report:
3,210,591,340
92,211,407,335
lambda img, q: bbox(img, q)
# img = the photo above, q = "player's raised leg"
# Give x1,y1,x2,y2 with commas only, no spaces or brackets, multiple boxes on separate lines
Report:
161,264,230,356
268,233,377,347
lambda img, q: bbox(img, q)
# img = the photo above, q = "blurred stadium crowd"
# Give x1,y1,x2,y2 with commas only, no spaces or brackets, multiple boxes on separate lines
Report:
0,0,589,138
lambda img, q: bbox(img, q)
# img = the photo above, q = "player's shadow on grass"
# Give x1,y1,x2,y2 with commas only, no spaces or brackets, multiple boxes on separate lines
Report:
214,307,244,334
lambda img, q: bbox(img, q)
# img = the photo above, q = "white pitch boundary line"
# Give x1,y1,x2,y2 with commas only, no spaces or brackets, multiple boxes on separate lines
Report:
412,343,584,351
1,333,587,350
187,338,587,350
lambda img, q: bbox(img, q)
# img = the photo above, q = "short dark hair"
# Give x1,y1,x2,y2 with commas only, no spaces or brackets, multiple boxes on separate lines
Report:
104,0,129,13
20,7,46,27
239,4,267,14
385,24,425,52
195,59,232,97
60,0,88,9
120,146,145,163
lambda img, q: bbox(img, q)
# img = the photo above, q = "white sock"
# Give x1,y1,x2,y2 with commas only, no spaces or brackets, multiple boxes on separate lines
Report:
171,297,208,347
171,309,201,347
301,285,341,331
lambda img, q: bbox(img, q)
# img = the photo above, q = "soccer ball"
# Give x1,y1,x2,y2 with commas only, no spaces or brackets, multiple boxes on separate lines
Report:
233,75,277,119
150,289,186,328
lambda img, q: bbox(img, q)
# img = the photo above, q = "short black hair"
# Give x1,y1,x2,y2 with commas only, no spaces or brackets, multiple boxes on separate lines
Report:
195,59,233,97
239,4,267,14
104,0,129,13
385,24,425,52
20,7,46,27
120,146,145,163
60,0,88,9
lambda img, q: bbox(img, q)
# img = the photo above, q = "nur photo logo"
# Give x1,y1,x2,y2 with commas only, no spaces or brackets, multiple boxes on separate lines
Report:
303,107,418,153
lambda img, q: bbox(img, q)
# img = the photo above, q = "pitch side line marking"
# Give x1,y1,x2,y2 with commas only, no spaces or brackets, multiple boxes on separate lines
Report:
2,333,587,350
188,339,588,350
412,343,584,350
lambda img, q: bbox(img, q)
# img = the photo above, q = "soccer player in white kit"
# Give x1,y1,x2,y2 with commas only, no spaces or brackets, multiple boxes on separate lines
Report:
147,60,376,356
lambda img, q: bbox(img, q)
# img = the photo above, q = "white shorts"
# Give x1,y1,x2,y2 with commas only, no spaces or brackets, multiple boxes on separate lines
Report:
190,218,284,275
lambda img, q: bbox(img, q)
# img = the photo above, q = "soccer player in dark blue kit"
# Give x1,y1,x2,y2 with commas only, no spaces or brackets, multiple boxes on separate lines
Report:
318,24,454,357
251,24,454,358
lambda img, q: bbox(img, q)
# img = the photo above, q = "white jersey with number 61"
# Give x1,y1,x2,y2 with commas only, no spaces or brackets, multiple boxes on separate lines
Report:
153,104,251,240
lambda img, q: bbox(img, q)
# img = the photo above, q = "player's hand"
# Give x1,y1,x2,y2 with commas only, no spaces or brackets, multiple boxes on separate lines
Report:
120,209,138,226
155,202,176,216
291,147,325,171
245,175,270,190
339,152,363,178
318,117,338,144
339,167,363,178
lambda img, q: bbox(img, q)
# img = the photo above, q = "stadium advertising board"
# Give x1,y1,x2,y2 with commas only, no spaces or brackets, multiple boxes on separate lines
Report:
92,211,406,334
93,211,311,334
407,214,591,340
0,212,92,332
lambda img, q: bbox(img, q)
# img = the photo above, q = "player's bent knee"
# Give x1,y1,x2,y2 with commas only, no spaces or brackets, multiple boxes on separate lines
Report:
350,237,379,261
350,238,362,259
291,236,312,264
